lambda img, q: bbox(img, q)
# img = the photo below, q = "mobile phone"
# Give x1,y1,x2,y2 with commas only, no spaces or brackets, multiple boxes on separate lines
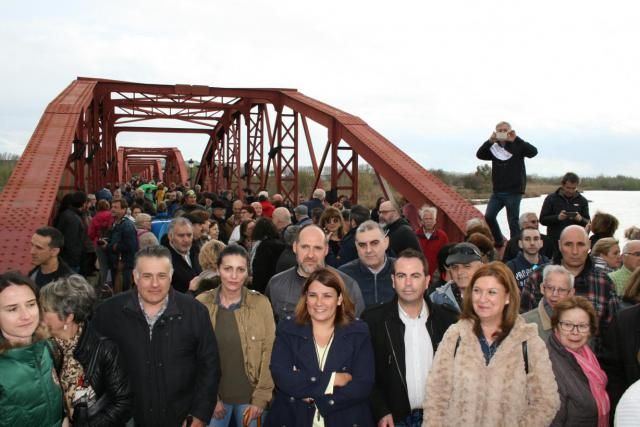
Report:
566,211,577,218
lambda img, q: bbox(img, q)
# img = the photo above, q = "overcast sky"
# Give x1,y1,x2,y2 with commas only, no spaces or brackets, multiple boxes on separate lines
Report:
2,0,639,177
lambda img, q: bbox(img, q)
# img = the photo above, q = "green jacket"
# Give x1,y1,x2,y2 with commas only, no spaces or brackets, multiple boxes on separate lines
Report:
0,340,63,427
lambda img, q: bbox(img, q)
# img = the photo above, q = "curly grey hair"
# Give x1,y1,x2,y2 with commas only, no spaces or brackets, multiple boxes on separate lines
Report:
39,274,96,323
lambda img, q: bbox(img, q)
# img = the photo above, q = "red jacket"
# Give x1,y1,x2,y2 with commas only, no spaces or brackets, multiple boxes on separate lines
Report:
88,210,114,243
416,228,449,276
260,200,275,218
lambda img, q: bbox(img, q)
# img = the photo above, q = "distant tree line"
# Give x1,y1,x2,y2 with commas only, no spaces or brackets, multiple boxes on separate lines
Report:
2,154,640,202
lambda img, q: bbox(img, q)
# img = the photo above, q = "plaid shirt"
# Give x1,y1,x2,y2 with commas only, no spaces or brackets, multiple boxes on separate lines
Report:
520,258,619,336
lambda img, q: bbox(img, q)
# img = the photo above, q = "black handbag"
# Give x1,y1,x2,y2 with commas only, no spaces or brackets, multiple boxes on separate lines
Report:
72,338,109,425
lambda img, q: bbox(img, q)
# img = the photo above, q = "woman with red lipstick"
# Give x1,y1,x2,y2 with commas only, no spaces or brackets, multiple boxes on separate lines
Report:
424,262,560,426
547,297,609,426
267,268,375,427
0,271,63,426
197,244,275,427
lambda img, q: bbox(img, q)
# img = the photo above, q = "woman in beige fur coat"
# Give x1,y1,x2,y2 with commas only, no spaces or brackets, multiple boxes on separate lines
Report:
423,262,560,427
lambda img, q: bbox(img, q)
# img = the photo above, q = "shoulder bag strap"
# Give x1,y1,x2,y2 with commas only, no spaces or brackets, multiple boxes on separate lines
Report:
522,341,529,375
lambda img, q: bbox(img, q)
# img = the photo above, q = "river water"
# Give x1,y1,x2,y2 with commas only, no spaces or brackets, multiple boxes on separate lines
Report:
476,191,640,243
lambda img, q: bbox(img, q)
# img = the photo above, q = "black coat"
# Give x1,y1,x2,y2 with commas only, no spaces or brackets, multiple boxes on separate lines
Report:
361,297,458,422
598,304,640,415
164,243,202,293
70,323,132,426
56,207,86,268
385,218,421,257
251,238,286,294
476,136,538,194
539,188,590,241
91,289,221,427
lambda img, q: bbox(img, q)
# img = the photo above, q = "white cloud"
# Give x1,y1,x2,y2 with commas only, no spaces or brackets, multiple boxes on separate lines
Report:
1,0,640,176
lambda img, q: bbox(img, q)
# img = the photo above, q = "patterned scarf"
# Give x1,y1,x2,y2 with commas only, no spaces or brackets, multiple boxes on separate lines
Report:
566,344,610,427
54,324,84,418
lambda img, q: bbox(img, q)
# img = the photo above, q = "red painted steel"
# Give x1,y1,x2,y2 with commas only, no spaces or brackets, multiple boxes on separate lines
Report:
0,77,482,273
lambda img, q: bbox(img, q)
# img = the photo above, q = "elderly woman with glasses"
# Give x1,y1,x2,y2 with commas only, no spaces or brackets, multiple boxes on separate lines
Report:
40,274,132,426
547,296,610,426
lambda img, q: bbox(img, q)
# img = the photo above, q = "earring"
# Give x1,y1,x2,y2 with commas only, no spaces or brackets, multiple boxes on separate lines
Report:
63,324,68,331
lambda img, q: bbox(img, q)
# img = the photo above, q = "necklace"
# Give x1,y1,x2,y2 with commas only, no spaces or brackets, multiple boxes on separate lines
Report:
312,329,335,422
313,330,334,370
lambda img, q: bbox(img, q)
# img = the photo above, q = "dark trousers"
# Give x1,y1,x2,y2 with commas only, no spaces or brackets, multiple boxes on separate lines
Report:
485,192,522,244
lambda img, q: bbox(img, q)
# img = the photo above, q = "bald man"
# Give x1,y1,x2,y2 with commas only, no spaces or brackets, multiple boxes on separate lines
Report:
520,225,619,342
265,224,365,322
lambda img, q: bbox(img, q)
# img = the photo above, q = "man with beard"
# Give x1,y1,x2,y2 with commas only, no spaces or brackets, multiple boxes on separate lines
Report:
506,227,550,290
378,200,421,256
265,224,365,322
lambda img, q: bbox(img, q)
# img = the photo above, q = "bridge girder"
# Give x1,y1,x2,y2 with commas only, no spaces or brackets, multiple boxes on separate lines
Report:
0,77,482,273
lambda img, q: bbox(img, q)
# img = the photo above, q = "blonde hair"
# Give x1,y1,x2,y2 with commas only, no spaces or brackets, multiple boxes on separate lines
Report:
198,239,226,271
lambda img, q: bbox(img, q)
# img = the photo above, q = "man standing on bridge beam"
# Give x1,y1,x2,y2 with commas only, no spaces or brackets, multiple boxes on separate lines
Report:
476,121,538,248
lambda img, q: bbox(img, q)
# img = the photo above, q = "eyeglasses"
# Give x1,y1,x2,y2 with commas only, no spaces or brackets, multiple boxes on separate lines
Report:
378,210,395,214
558,321,590,334
542,284,571,295
624,252,640,257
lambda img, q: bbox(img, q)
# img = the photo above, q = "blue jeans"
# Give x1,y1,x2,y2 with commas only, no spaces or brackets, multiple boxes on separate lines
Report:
484,192,522,244
395,409,423,427
208,403,266,427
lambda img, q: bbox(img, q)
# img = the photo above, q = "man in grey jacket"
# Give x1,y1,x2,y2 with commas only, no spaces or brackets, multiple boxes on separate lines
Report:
265,224,365,322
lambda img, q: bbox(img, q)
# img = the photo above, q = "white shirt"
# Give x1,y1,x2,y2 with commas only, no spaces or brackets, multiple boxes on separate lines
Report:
399,301,433,410
616,378,640,426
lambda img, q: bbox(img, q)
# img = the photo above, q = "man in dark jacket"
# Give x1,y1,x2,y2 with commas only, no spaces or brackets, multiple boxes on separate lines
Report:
339,220,395,307
302,188,326,213
378,200,421,256
362,249,458,426
476,121,538,246
599,304,640,418
162,217,202,293
55,190,88,272
28,226,73,288
539,172,590,243
92,245,220,427
506,227,549,291
107,199,138,292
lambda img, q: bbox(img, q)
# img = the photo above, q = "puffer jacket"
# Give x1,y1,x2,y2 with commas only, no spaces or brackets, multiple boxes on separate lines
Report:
67,323,132,426
0,340,64,427
196,287,275,409
424,317,560,427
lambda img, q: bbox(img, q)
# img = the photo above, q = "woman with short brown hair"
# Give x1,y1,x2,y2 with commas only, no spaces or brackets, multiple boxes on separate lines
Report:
424,262,560,426
548,296,609,426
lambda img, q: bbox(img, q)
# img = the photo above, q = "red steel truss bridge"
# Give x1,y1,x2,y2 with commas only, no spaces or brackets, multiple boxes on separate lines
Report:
0,77,482,272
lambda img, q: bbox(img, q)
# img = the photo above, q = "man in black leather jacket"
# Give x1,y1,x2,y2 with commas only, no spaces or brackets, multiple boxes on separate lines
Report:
362,249,458,426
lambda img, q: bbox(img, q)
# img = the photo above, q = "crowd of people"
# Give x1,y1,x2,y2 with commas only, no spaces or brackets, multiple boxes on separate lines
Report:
2,121,640,426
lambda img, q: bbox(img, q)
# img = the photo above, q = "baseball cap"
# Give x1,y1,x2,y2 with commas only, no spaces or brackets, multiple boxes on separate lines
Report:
446,242,482,266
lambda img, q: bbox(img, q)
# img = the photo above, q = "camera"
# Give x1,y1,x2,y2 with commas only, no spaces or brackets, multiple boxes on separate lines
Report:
496,131,508,141
566,211,577,218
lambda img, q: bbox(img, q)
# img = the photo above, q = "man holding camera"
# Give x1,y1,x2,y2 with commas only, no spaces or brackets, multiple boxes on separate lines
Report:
539,172,590,244
477,121,538,247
